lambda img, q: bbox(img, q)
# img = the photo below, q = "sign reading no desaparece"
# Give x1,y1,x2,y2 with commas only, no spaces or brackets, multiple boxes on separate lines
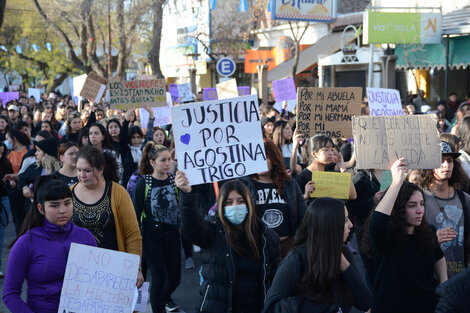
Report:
296,87,362,139
353,115,441,170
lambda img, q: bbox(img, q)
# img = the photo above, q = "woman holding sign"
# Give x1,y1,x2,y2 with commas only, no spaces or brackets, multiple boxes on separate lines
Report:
361,158,447,313
175,172,280,313
3,176,97,313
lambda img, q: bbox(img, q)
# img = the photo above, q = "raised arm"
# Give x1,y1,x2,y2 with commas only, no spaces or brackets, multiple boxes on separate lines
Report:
375,158,407,216
289,129,303,176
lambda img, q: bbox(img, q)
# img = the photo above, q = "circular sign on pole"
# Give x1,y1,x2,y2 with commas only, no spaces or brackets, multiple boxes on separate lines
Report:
216,57,236,77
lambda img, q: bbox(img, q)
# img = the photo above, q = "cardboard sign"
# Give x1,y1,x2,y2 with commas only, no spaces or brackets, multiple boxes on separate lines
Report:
203,88,218,101
352,115,441,170
80,72,107,103
169,84,179,102
171,95,267,185
272,77,297,102
108,79,166,110
310,171,351,199
296,87,362,139
367,88,403,116
28,88,41,102
58,243,140,313
178,83,193,102
133,282,150,312
139,93,172,128
237,86,251,96
0,91,19,106
216,79,238,100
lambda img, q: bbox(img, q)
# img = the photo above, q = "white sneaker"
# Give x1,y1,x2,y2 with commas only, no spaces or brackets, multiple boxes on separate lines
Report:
193,245,201,253
185,257,195,269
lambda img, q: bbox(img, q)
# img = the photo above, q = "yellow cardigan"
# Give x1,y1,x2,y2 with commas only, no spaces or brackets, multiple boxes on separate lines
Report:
71,181,142,258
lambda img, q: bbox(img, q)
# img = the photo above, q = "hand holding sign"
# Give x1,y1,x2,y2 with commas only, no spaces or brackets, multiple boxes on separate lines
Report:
175,171,192,193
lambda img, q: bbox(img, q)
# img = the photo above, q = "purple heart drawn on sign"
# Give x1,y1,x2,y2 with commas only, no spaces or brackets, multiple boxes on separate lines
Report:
180,134,191,145
123,259,133,269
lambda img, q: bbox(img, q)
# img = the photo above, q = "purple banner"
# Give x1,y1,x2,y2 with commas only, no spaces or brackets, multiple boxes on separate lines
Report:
169,84,179,102
237,86,251,96
272,77,296,102
0,92,20,107
203,88,218,101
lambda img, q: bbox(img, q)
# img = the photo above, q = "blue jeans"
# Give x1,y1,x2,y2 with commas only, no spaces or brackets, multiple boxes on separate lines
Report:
0,196,12,270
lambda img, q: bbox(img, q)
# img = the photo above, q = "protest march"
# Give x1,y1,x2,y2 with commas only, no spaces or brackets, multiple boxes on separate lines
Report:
1,0,470,313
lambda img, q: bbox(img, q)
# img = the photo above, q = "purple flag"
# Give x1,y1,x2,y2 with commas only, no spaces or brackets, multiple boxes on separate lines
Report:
169,84,179,102
272,77,296,102
0,92,20,107
203,88,218,101
237,86,251,96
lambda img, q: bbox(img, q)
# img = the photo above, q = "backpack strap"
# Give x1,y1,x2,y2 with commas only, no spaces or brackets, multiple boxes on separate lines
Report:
168,173,179,201
141,174,153,223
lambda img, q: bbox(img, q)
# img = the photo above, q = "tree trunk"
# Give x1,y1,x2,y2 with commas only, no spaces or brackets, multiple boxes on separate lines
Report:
149,0,164,78
292,40,300,85
47,71,69,93
116,0,127,79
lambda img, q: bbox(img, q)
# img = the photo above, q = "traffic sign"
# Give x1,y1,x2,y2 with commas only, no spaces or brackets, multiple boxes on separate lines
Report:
216,57,236,77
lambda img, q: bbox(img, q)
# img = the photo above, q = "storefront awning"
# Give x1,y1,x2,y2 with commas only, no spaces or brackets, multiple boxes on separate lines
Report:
395,36,470,70
267,31,343,82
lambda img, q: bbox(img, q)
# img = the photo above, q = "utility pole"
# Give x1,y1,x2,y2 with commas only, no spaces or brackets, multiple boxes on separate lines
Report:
108,0,112,78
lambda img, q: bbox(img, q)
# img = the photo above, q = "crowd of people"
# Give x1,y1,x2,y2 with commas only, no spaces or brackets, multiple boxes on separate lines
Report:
0,89,469,313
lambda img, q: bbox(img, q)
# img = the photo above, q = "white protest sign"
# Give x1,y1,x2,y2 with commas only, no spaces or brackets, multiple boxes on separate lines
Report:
178,83,193,102
216,79,238,99
139,93,172,129
133,282,150,312
58,243,140,313
367,87,403,116
72,74,87,97
28,88,41,102
171,95,267,185
352,115,441,170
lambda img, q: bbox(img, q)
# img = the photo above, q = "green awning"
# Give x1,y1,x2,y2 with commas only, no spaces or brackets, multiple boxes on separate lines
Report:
395,36,470,70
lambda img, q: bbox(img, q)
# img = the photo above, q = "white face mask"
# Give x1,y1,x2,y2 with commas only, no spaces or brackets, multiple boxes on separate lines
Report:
224,204,248,225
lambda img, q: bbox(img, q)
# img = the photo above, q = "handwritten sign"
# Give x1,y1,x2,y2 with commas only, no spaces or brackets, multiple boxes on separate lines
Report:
203,88,218,101
133,282,149,312
80,71,108,103
272,77,296,102
169,84,179,102
139,93,172,128
237,86,251,96
178,83,193,102
296,87,362,139
108,79,166,110
171,95,267,185
352,115,441,170
58,243,140,313
367,87,403,116
0,91,19,106
216,79,238,100
310,171,351,199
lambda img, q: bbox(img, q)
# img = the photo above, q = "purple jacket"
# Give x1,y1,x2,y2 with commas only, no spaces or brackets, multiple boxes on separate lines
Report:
2,219,97,313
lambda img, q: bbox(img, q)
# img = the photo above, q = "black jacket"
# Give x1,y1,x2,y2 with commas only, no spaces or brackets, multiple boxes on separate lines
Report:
435,266,470,313
348,169,380,221
242,176,306,237
262,246,372,313
180,190,281,313
18,163,43,190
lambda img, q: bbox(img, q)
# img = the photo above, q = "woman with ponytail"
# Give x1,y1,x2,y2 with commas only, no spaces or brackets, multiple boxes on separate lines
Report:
2,176,96,313
132,142,181,312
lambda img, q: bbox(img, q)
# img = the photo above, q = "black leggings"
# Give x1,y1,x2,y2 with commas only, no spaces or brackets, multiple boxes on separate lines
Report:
143,225,181,313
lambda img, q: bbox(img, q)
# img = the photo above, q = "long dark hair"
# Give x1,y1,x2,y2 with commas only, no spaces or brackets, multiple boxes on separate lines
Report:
217,180,260,258
254,139,291,195
139,142,169,175
88,123,114,151
8,128,30,147
77,128,89,147
77,145,119,182
9,175,72,248
305,134,334,165
272,120,292,150
106,119,121,139
292,197,352,302
127,125,143,145
361,182,438,258
0,141,12,177
0,116,10,134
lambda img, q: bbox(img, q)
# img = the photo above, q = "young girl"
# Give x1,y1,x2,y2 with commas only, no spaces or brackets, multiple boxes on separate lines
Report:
132,142,181,312
272,120,301,173
361,158,447,313
54,142,79,186
2,176,96,313
61,112,82,143
262,197,371,313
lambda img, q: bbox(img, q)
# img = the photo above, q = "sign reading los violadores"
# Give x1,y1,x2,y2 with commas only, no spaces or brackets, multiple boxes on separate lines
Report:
171,95,267,185
108,79,167,110
296,87,362,139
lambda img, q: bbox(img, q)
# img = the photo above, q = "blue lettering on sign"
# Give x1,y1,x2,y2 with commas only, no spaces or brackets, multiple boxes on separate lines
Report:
281,0,327,10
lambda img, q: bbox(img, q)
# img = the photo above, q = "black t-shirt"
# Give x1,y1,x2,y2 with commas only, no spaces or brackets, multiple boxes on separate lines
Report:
53,171,79,187
370,211,444,313
253,181,290,237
